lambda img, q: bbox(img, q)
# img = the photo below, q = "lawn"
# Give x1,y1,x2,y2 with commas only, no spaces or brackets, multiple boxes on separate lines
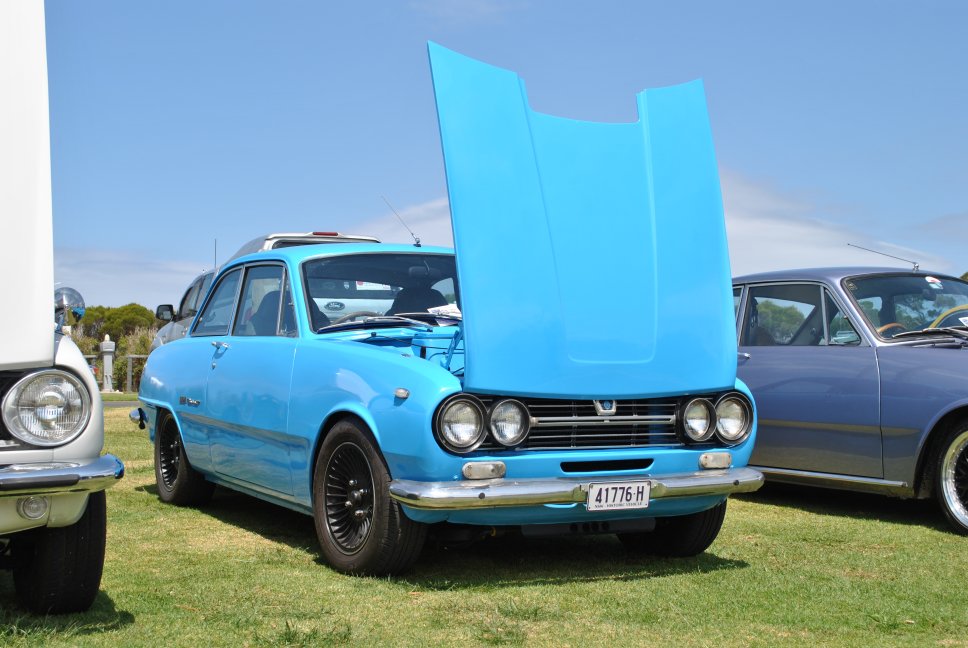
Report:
1,409,966,647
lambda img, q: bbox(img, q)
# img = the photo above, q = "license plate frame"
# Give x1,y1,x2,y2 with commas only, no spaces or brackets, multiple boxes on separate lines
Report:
586,480,651,511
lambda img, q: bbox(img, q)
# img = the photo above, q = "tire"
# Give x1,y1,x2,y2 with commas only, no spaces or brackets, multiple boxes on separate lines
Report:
935,421,968,535
618,500,727,557
11,491,107,614
155,412,214,506
312,418,426,575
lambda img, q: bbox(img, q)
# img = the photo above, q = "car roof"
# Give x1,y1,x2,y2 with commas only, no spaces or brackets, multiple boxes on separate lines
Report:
732,266,954,285
229,231,381,261
225,242,455,269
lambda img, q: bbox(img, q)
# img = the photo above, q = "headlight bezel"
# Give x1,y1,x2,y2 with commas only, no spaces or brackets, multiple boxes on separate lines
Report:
1,369,92,447
714,392,753,445
486,399,531,448
433,394,487,453
680,397,717,443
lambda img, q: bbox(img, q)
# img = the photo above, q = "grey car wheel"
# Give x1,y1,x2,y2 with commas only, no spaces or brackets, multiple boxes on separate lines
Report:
937,424,968,535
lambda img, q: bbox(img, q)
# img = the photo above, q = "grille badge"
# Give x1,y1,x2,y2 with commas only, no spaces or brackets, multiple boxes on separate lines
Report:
593,400,617,416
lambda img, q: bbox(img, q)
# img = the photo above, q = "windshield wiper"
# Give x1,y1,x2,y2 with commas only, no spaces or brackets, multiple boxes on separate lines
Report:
394,311,462,323
891,326,968,341
316,315,433,334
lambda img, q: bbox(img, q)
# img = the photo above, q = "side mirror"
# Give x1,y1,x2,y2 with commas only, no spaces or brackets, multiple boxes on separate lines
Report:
55,287,86,325
156,304,175,322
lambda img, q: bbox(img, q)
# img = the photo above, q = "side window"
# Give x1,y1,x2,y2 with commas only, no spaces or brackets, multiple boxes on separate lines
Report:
733,286,742,320
178,280,201,320
233,265,285,337
825,291,861,346
193,269,242,336
192,272,214,314
742,284,824,346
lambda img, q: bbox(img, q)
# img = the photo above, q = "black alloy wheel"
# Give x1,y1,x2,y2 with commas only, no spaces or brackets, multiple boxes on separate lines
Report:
153,412,214,506
323,442,375,553
157,416,182,489
312,418,426,575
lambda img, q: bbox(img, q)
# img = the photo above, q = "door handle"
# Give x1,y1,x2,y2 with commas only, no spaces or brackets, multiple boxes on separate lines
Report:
738,352,750,359
211,340,230,350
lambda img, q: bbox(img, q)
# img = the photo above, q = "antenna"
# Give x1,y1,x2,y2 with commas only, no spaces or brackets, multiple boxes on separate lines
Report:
847,243,919,272
214,239,218,269
381,195,421,247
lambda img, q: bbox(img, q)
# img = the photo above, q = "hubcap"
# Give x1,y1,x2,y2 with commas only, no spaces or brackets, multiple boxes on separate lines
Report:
158,421,181,488
324,442,374,554
941,430,968,529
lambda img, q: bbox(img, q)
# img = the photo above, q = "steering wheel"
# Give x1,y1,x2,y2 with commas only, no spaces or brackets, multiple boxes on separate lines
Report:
876,322,906,337
929,304,968,329
332,311,382,325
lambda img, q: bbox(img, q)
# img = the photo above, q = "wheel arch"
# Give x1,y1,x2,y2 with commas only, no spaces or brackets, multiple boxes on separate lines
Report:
915,405,968,498
308,409,383,497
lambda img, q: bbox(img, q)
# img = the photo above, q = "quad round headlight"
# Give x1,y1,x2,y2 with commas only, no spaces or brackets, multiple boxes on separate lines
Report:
715,394,753,445
434,395,486,453
487,399,530,447
1,370,91,447
681,398,716,442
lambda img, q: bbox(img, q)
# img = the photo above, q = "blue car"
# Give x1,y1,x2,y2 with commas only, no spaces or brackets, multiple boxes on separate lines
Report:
734,267,968,534
135,44,761,574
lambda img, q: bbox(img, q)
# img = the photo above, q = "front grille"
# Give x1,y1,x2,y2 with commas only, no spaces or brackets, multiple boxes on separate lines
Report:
475,396,681,451
0,372,24,450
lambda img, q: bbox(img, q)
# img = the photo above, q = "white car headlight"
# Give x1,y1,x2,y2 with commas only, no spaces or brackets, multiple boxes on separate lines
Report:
487,399,530,447
434,395,486,452
1,370,91,447
715,394,753,445
682,398,716,442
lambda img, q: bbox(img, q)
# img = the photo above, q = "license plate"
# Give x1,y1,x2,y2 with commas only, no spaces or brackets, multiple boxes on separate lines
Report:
586,480,651,511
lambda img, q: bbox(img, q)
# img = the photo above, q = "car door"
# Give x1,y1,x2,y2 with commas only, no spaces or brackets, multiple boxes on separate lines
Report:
204,263,297,495
737,282,883,477
173,267,244,473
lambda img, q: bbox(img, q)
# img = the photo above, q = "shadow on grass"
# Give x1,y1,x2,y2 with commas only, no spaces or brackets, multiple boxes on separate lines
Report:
737,482,949,532
0,579,134,640
137,484,749,588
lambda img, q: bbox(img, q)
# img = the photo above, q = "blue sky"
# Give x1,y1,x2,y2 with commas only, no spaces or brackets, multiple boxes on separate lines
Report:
45,0,968,307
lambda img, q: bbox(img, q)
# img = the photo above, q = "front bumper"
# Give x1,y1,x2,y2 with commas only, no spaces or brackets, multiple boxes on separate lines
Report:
389,467,763,510
0,454,125,497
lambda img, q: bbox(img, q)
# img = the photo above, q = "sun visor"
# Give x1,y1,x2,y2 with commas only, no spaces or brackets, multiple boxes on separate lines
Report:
429,43,735,398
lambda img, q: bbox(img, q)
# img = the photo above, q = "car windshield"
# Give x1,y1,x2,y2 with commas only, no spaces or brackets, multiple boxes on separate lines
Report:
844,273,968,339
301,253,459,332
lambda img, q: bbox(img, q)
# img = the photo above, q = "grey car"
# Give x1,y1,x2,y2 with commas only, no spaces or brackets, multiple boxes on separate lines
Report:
153,232,379,350
733,267,968,533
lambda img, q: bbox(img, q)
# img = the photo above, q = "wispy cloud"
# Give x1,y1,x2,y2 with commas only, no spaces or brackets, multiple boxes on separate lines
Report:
360,196,454,247
63,174,956,308
358,173,954,277
54,247,207,309
721,170,951,275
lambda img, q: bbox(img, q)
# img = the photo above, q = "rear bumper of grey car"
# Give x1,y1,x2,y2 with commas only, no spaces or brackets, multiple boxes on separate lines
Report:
0,454,125,497
389,467,764,510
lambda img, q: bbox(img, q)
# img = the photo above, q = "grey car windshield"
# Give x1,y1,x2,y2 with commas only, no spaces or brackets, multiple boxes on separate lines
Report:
302,253,459,332
844,273,968,339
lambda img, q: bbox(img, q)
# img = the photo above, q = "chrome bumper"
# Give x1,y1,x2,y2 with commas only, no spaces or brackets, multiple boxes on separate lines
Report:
0,454,125,497
389,467,764,510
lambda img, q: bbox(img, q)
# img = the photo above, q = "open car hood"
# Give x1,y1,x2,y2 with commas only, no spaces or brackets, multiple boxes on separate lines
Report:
0,3,55,369
429,43,736,399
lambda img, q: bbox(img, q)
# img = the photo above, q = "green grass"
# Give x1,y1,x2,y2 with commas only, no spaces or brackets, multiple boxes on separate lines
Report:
99,393,138,402
2,410,967,646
